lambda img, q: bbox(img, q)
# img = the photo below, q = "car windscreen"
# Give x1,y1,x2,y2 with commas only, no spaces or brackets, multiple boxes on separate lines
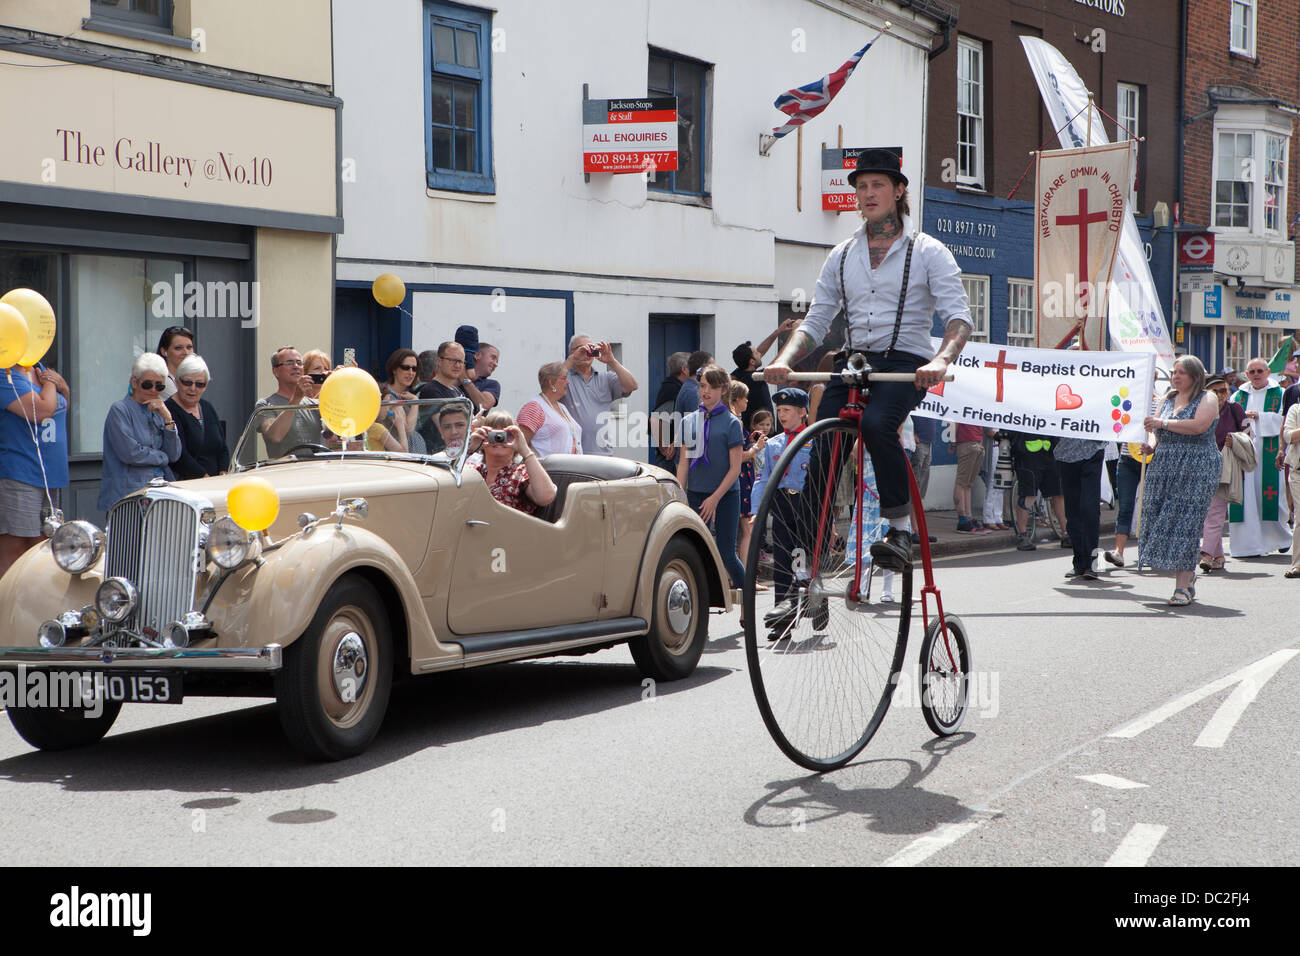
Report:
232,397,476,470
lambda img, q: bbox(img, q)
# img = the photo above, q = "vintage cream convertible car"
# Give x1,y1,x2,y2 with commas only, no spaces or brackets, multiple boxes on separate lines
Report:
0,399,730,760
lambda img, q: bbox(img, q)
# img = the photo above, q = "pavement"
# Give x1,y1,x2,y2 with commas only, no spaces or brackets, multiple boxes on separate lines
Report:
921,505,1118,558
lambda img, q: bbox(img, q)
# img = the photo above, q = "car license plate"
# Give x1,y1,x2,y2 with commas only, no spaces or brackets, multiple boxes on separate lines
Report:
61,671,184,705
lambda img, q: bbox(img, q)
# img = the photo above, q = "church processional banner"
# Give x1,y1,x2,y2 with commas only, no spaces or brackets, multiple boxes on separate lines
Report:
911,339,1156,443
1035,142,1134,352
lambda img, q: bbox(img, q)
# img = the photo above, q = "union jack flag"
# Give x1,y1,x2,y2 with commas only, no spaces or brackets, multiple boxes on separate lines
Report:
770,34,882,139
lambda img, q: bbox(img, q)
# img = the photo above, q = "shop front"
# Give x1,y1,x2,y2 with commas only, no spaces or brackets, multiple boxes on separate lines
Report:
0,48,339,520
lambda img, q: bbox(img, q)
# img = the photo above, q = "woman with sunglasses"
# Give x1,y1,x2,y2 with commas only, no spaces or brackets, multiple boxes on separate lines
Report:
165,355,229,480
382,349,421,443
98,353,182,510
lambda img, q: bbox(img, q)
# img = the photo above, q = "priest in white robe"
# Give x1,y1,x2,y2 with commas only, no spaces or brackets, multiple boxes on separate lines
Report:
1229,358,1292,557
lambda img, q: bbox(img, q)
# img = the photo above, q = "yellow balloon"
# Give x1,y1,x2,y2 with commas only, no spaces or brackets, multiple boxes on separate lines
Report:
0,289,56,367
227,476,280,532
319,366,381,439
372,273,406,308
0,302,29,369
1127,442,1153,464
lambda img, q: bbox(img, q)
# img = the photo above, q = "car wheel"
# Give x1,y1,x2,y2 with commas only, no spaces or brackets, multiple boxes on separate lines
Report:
7,701,122,751
629,539,708,681
276,574,393,761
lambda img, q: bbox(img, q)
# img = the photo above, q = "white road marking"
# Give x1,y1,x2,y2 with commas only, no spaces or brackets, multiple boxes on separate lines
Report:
1076,773,1148,790
1108,648,1299,741
1105,823,1168,867
1194,649,1297,747
880,817,988,867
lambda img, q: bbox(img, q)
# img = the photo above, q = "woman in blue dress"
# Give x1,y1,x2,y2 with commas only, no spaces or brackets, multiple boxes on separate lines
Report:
1138,355,1222,606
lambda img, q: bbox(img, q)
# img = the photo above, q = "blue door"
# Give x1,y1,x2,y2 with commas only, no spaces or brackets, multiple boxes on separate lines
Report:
1189,326,1211,369
333,286,409,379
648,314,699,386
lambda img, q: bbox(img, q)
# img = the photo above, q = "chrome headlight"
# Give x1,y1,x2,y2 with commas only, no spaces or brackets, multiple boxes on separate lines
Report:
207,516,252,569
50,520,105,574
95,577,138,623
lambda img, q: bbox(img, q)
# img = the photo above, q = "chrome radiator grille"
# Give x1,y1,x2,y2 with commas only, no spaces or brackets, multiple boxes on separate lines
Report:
106,495,201,638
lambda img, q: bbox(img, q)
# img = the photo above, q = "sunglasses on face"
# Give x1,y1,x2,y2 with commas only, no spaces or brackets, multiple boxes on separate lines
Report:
179,379,208,389
136,379,166,391
398,364,418,372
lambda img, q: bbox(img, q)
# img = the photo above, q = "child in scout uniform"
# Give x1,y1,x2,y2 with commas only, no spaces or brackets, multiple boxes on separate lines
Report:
677,364,746,591
753,388,814,634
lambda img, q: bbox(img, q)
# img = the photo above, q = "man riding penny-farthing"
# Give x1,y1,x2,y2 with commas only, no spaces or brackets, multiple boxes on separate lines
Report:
745,147,975,771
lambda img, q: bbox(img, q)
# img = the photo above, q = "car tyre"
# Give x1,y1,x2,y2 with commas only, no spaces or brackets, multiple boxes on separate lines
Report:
7,701,122,751
629,538,709,681
276,574,393,761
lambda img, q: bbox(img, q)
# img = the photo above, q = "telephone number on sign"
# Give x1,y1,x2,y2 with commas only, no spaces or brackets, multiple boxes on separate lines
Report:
584,152,679,172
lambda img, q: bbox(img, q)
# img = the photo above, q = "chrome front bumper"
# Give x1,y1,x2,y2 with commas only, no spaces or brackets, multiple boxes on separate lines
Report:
0,643,282,672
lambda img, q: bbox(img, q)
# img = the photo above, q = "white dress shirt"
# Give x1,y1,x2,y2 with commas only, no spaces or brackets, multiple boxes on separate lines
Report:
801,215,972,360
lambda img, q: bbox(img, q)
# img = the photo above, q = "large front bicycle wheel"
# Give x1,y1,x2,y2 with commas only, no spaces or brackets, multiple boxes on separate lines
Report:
743,417,911,772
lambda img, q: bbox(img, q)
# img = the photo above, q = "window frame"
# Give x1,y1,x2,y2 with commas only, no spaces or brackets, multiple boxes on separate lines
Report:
1230,0,1256,58
1258,328,1282,364
646,47,711,199
90,0,173,30
423,1,494,194
1006,278,1035,349
1224,326,1250,376
1116,82,1141,212
956,36,985,190
961,274,990,343
1212,113,1292,237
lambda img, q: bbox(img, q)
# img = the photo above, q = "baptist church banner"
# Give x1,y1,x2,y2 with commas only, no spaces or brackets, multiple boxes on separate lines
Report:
911,339,1156,442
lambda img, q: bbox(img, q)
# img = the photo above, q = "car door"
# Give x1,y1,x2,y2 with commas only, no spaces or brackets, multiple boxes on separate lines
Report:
598,478,662,618
446,478,607,635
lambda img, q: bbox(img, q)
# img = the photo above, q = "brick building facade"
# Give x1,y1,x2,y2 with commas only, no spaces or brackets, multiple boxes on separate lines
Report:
1177,0,1299,372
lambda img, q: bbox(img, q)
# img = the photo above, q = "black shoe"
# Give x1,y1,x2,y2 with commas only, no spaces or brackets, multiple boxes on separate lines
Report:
764,597,798,625
808,597,830,631
1060,536,1073,549
1064,568,1082,578
1017,533,1037,552
1078,569,1099,580
870,529,914,571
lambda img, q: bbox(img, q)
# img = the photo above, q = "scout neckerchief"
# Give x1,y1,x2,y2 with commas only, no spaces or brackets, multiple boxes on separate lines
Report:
1229,383,1283,523
840,233,916,356
689,402,729,472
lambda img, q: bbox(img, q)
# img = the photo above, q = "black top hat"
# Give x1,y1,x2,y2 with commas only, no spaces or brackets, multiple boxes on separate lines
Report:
847,147,907,187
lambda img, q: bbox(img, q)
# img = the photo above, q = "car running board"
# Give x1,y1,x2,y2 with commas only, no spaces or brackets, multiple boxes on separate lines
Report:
432,617,650,669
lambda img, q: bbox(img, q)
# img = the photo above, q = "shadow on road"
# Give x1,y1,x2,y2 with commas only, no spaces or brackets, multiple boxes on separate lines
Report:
0,659,730,797
743,733,978,836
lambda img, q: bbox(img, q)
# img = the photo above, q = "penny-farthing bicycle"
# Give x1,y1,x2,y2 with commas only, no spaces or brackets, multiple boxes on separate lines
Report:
743,354,972,771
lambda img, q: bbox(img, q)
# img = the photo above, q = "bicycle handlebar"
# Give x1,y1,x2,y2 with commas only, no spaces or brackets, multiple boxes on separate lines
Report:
780,370,956,384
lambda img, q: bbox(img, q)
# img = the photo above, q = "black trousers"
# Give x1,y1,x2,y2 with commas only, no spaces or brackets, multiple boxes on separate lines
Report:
771,490,803,601
1058,450,1104,573
812,351,927,519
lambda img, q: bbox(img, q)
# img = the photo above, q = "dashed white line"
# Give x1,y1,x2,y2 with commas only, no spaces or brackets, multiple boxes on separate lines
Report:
1105,823,1168,867
1076,773,1148,790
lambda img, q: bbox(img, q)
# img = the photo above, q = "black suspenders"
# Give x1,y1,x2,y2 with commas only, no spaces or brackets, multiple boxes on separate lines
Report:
839,235,916,356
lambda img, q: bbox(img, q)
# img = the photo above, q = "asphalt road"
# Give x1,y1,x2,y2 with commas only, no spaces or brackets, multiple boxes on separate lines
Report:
1,540,1296,868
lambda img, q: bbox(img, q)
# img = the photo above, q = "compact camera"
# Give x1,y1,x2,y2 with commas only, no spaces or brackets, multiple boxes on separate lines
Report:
487,430,511,445
584,344,601,356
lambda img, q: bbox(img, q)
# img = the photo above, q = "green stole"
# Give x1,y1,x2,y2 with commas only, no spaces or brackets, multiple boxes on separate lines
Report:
1229,385,1282,522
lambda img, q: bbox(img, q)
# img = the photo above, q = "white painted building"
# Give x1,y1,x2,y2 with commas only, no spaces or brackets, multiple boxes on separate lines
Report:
332,0,942,456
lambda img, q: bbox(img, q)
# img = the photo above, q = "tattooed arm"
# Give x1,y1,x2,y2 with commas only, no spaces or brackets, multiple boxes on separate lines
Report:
914,319,971,389
762,329,816,386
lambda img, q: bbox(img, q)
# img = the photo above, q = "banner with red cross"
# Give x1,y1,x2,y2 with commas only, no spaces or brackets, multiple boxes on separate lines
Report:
1034,141,1135,352
912,337,1156,443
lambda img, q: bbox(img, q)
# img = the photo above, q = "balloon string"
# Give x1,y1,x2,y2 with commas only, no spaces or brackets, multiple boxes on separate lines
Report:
6,368,56,520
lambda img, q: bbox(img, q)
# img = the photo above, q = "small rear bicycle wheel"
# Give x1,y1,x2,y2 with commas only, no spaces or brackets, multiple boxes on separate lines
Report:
743,417,911,772
919,614,971,736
